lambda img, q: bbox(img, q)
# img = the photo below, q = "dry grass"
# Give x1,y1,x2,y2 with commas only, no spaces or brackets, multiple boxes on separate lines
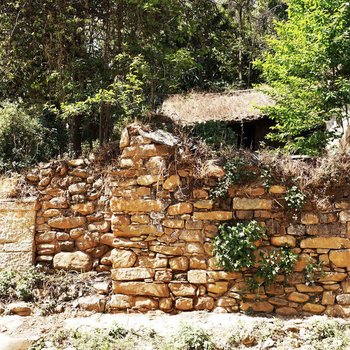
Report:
158,90,274,125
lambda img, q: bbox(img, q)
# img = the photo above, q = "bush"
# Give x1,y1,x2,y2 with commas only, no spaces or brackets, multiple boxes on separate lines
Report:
0,101,46,171
172,324,214,350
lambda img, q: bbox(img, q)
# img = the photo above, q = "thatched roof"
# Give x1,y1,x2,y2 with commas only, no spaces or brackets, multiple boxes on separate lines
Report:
158,90,274,125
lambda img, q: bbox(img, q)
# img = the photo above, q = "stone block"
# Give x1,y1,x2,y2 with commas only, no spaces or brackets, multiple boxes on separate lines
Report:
302,303,326,314
169,283,197,296
175,298,193,310
71,203,95,215
111,249,137,268
296,284,323,293
241,301,273,313
78,295,106,312
232,198,272,210
48,217,86,229
150,245,183,255
301,213,319,225
188,270,207,284
207,282,228,295
121,144,171,158
169,256,188,271
112,267,154,281
112,282,169,297
195,297,214,310
109,294,133,309
134,297,158,309
138,256,168,268
53,251,92,271
163,175,181,191
322,291,335,305
275,307,297,316
271,235,296,247
194,200,214,210
168,203,193,216
288,292,309,303
163,219,184,229
193,211,233,221
300,237,350,249
329,250,350,267
113,225,160,237
110,198,163,213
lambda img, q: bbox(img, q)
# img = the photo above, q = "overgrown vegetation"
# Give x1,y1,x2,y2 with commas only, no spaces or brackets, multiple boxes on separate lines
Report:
210,157,256,198
0,268,96,314
212,221,297,288
29,318,350,350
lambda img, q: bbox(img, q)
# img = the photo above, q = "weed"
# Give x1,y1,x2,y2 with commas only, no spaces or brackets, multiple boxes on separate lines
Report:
285,185,306,210
171,324,214,350
210,157,256,199
304,319,350,350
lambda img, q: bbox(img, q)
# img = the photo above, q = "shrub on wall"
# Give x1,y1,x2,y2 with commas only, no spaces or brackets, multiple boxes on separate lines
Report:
212,221,297,287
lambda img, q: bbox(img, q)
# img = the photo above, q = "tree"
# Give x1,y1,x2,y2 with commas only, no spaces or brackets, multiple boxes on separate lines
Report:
256,0,350,154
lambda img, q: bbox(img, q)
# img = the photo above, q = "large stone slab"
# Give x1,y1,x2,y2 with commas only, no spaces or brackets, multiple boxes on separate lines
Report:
300,237,350,249
110,198,163,213
53,251,92,271
112,282,169,297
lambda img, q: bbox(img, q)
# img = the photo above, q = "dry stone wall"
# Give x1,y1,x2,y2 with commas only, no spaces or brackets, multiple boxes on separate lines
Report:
0,198,37,270
22,125,350,316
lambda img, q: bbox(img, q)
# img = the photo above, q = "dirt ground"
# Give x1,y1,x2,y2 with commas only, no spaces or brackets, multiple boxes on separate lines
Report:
0,311,350,350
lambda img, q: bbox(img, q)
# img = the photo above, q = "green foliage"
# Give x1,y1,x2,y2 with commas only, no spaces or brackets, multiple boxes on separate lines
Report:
260,166,273,189
304,261,324,285
211,157,256,199
172,324,214,350
256,0,350,154
305,319,350,350
213,221,297,287
0,267,44,302
255,246,298,286
30,325,132,350
285,185,306,210
0,101,45,171
190,121,238,150
212,221,265,271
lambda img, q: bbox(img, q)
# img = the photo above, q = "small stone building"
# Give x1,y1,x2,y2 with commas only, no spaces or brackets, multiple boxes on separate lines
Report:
158,90,274,149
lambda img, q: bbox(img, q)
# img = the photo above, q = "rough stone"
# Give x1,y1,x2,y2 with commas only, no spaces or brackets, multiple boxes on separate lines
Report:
163,175,181,191
271,235,296,247
111,267,154,280
134,297,158,309
53,251,92,271
168,203,193,216
195,297,215,310
193,211,233,221
300,237,350,249
111,249,137,268
169,283,197,296
187,270,207,284
48,217,86,229
329,250,350,267
232,198,272,210
110,198,163,213
175,298,193,310
169,256,188,271
241,301,274,313
109,294,133,309
71,203,95,215
302,303,326,314
288,292,309,303
112,282,169,297
7,302,32,316
78,295,106,312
